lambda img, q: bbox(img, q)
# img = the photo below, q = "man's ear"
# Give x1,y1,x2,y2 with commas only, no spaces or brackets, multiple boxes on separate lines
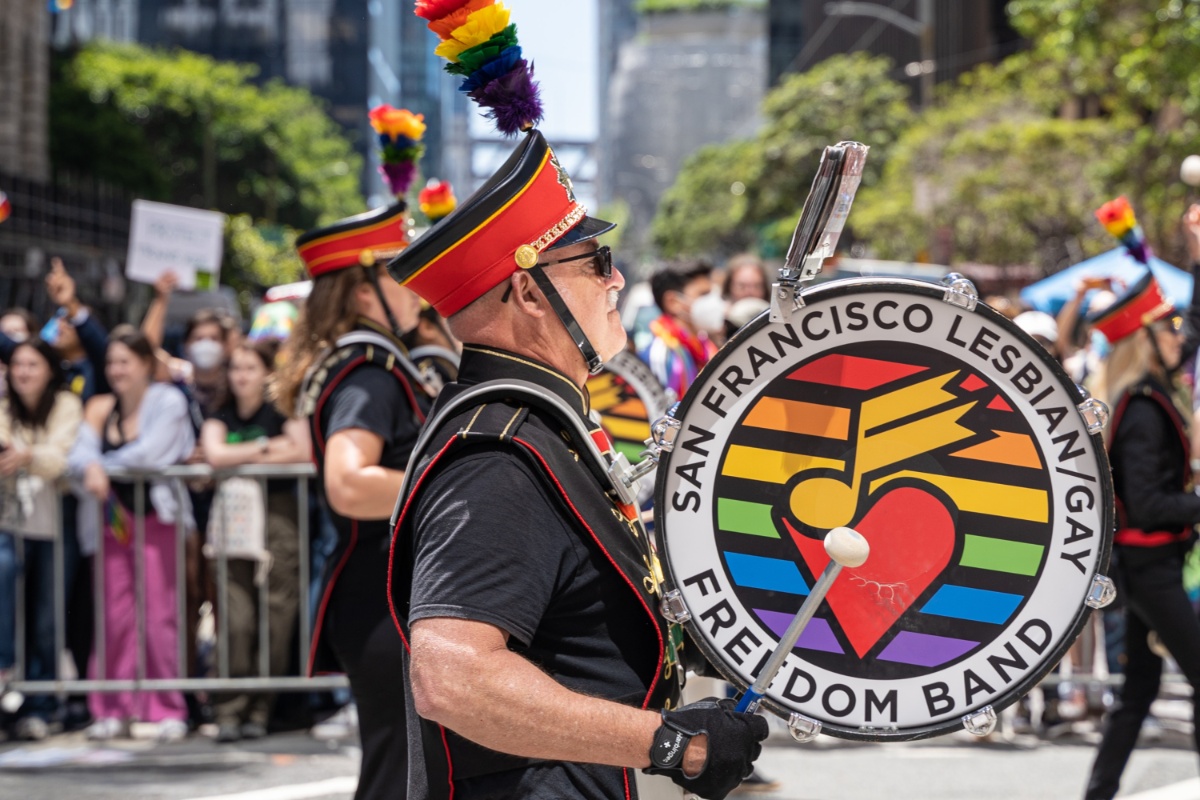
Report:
509,272,547,318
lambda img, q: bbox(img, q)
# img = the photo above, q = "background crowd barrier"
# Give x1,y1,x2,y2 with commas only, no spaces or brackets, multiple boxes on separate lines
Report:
3,463,349,702
1,465,1192,740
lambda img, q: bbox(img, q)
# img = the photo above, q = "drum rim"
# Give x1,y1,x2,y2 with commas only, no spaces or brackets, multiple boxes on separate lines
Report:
652,276,1114,742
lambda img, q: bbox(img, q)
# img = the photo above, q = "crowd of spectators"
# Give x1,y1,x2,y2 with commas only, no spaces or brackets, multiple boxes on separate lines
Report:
3,215,1200,752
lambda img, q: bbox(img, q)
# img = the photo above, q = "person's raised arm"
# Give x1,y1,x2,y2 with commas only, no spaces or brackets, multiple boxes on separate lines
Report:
141,271,178,350
47,258,110,393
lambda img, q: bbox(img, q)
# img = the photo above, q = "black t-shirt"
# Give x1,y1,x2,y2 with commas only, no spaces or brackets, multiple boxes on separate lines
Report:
318,364,421,537
212,398,290,494
410,443,651,799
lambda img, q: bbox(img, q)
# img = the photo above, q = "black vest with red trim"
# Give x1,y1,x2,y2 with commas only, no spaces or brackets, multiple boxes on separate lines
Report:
1111,378,1194,548
387,345,681,800
301,320,431,675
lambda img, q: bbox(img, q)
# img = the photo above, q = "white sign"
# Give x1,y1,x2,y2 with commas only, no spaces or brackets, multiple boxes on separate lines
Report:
126,200,225,291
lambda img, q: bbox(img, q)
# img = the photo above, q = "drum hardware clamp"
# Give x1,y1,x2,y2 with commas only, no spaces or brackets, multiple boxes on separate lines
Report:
1086,575,1117,609
962,706,998,737
606,408,683,508
941,272,980,311
1075,385,1112,436
787,713,823,743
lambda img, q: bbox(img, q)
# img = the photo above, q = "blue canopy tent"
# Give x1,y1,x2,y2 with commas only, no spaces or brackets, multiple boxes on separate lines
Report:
1020,248,1193,316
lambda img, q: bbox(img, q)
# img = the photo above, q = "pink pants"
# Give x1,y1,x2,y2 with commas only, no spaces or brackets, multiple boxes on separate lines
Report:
89,511,186,722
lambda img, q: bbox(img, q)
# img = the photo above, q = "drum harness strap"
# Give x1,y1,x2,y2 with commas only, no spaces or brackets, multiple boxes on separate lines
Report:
387,380,679,796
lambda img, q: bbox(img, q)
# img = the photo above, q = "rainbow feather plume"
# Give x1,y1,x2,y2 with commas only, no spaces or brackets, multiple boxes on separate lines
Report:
368,105,427,200
417,0,543,136
419,179,458,223
1095,196,1151,265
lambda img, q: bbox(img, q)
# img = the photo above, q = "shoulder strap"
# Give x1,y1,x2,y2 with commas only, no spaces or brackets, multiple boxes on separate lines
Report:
335,330,434,396
407,344,461,368
390,379,619,527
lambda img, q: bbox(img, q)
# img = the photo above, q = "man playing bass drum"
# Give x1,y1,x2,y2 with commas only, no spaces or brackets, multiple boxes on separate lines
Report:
384,125,768,800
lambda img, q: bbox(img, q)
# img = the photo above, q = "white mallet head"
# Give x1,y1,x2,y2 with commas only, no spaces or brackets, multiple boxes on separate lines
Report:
0,690,24,714
824,526,869,568
1181,155,1200,187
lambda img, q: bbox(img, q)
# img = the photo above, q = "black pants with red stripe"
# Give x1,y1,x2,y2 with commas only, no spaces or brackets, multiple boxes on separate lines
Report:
1085,547,1200,800
323,530,411,800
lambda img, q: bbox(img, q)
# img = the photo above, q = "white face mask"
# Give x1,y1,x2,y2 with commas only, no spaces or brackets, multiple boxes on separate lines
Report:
689,292,728,335
186,339,224,371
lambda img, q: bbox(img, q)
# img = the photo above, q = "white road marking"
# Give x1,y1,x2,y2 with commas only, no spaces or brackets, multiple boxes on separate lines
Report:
182,776,358,800
1122,778,1200,800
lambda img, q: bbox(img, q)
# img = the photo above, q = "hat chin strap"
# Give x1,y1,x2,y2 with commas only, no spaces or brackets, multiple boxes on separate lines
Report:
1144,323,1178,379
528,267,604,375
364,266,414,343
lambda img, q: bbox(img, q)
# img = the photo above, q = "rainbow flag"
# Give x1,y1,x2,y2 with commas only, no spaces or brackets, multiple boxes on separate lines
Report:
105,496,131,546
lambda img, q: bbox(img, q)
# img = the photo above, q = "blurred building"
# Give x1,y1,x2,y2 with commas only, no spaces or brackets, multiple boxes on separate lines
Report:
768,0,1021,93
51,0,471,199
601,5,766,264
1,0,51,183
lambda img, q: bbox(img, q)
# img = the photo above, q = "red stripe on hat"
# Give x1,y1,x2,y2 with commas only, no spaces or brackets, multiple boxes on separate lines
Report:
403,150,582,316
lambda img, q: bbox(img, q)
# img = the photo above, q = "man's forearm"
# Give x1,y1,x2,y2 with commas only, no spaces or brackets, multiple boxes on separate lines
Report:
410,619,705,773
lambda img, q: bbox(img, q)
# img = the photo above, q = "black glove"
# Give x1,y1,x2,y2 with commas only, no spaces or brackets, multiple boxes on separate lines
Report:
643,697,769,800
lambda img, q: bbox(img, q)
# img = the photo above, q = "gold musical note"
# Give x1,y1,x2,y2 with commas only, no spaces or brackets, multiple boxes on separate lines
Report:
789,372,977,529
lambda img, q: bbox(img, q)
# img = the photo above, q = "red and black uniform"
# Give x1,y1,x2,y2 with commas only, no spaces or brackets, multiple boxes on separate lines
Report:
387,345,680,800
304,318,429,800
1086,267,1200,800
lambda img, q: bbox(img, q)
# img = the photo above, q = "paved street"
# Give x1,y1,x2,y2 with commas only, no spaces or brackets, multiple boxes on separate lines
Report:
0,724,1198,800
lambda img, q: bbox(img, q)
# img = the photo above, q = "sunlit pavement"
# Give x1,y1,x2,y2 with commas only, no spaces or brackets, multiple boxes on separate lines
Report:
0,722,1198,800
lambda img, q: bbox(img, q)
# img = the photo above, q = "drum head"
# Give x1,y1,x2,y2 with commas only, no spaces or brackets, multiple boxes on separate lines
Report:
589,351,671,505
653,279,1113,741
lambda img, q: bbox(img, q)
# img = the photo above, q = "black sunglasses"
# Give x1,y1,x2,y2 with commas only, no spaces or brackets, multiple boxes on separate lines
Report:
540,245,613,280
501,245,613,303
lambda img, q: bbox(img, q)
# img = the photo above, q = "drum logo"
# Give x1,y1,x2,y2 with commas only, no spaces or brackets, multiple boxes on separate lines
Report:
657,288,1110,737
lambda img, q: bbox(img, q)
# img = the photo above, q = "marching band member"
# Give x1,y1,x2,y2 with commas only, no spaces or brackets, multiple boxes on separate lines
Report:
1083,205,1200,799
384,5,766,797
273,105,433,800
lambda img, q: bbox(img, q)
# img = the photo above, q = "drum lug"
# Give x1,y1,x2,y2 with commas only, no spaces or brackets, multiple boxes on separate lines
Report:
769,280,805,322
660,590,691,625
1077,396,1111,435
940,272,979,311
787,712,822,743
1086,574,1118,609
607,452,649,507
962,706,997,737
649,409,683,453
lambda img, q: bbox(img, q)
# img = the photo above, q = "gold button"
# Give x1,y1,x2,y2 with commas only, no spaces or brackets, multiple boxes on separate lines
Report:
515,245,539,269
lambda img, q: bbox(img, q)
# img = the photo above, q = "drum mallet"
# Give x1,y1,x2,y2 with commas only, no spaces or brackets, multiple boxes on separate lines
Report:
735,526,869,713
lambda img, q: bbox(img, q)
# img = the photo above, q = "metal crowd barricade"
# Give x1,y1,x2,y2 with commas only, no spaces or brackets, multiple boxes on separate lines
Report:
5,463,349,699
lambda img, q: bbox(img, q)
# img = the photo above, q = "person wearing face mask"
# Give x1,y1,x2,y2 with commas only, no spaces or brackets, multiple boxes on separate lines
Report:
1083,205,1200,800
638,259,719,398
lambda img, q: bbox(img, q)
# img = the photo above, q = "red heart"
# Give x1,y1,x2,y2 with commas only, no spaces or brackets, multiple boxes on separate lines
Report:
785,487,955,658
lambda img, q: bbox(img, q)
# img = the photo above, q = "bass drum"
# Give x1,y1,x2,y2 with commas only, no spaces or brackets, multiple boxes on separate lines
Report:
588,350,671,506
653,278,1114,741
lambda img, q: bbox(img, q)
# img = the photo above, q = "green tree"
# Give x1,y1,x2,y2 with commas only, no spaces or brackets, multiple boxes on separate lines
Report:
853,86,1126,273
1004,0,1200,262
653,140,762,258
651,53,913,259
50,42,363,231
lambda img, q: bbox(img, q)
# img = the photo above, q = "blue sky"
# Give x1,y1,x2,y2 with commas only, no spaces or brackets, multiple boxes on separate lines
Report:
467,0,599,141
